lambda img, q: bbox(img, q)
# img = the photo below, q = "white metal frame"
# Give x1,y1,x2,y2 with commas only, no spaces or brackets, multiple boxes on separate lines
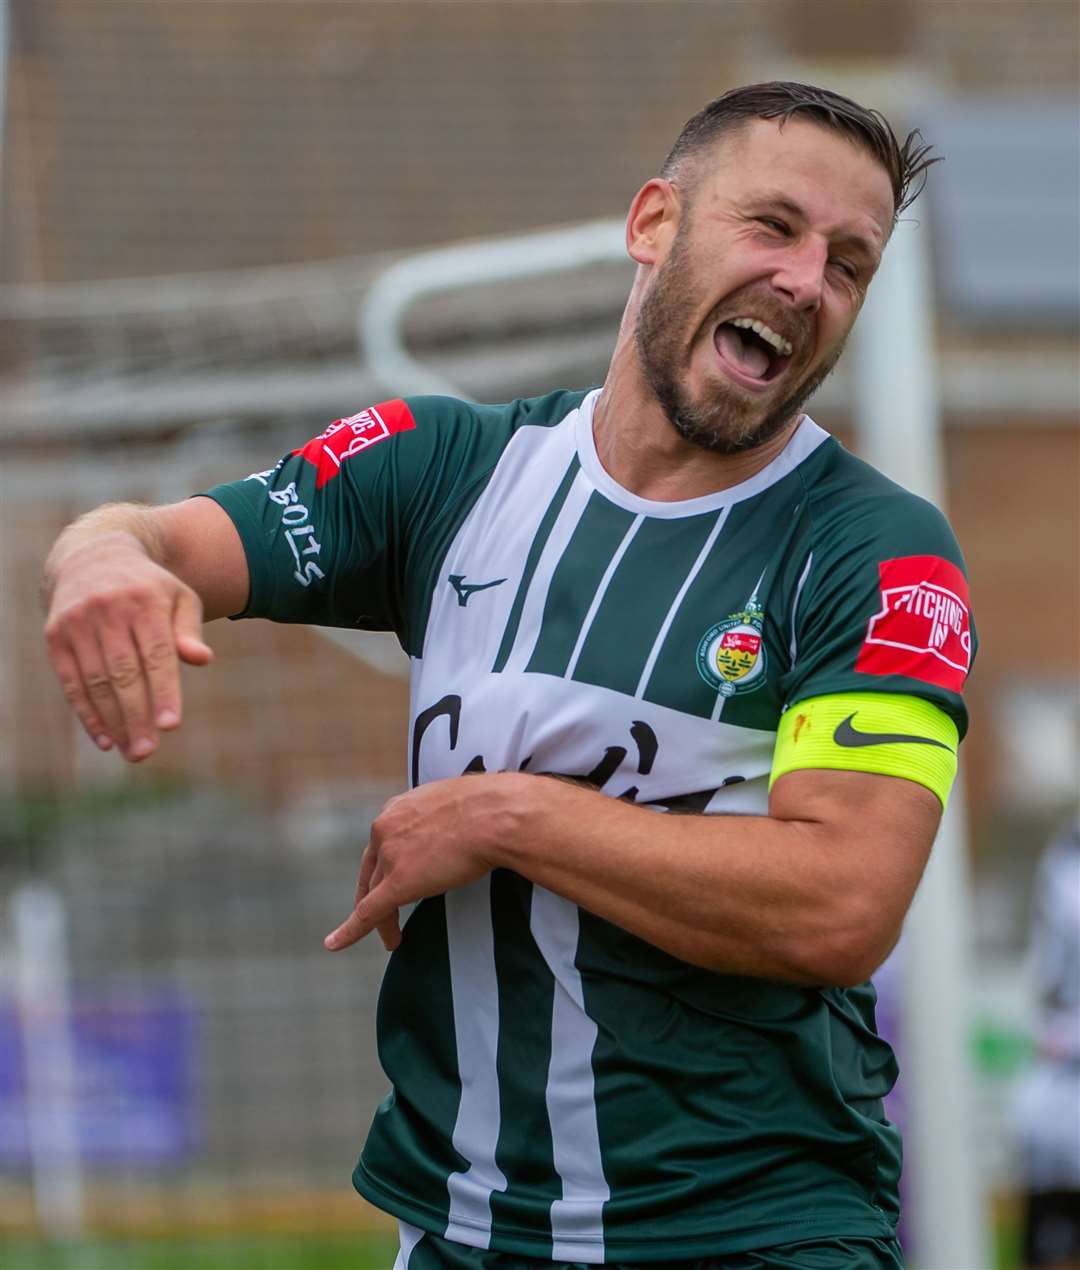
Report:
360,219,627,400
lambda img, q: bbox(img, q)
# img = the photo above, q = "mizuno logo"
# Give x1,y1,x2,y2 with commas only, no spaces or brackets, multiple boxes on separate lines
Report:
448,574,507,607
833,714,953,751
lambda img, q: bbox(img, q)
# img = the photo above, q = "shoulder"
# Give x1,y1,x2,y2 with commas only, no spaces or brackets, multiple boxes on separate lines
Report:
386,388,591,469
782,439,975,716
302,388,588,501
796,437,965,567
405,387,592,435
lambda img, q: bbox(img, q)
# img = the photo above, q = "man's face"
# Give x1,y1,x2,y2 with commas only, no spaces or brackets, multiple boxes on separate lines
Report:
634,117,895,455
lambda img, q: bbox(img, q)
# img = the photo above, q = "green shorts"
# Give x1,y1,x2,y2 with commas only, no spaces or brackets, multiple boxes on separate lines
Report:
395,1224,905,1270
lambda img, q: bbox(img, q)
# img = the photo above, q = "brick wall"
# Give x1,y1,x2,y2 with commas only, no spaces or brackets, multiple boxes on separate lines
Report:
944,424,1080,818
3,0,1075,847
4,0,1076,284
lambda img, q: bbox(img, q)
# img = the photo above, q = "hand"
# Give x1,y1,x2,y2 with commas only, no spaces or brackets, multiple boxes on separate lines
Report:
324,774,523,952
43,533,214,761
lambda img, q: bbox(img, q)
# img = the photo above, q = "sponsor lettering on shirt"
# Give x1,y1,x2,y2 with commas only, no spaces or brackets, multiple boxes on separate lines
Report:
265,480,325,588
293,399,416,488
855,555,972,693
240,474,327,589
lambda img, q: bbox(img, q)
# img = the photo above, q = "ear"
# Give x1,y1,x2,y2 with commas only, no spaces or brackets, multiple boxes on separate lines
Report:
626,178,681,266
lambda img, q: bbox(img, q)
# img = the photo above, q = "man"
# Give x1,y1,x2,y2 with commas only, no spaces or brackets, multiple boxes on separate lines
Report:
43,83,974,1269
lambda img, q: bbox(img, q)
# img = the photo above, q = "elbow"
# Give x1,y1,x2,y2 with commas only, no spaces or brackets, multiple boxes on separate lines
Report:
799,903,899,988
810,947,885,990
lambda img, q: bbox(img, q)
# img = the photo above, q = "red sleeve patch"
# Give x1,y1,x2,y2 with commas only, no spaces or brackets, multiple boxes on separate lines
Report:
855,555,972,692
293,399,416,488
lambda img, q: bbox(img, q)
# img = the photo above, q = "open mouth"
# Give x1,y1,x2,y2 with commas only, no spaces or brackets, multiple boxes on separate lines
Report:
713,319,794,387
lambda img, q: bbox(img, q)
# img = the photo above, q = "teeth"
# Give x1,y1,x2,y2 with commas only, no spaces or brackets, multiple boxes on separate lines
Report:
730,316,793,358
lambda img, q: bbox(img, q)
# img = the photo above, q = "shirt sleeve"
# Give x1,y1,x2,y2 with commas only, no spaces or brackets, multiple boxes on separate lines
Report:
781,486,977,738
197,395,500,654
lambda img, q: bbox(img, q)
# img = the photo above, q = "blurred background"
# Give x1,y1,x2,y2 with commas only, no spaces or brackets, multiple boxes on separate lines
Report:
0,2,1077,1268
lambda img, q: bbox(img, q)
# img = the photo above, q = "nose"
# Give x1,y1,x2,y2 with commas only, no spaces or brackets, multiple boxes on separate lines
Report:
771,236,827,313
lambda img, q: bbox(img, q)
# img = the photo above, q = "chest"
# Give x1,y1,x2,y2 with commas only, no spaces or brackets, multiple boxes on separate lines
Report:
407,453,805,810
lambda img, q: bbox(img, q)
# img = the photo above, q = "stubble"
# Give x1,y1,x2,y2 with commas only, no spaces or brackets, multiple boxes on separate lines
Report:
634,228,844,456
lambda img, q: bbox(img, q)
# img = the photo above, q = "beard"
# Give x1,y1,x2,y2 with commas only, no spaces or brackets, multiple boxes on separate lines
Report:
634,229,845,456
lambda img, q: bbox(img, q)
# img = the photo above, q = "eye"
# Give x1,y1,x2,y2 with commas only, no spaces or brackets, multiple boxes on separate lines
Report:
830,257,859,281
758,217,791,235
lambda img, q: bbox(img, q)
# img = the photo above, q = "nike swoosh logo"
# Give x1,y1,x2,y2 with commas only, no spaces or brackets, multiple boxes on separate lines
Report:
833,714,954,751
448,574,507,607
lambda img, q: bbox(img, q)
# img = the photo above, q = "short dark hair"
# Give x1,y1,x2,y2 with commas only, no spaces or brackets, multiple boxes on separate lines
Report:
661,81,939,219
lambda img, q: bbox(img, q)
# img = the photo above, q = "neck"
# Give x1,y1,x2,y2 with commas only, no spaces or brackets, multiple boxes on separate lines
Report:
593,334,801,502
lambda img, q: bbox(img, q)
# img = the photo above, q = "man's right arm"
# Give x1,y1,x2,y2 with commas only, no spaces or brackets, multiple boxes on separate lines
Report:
41,496,248,762
42,394,490,762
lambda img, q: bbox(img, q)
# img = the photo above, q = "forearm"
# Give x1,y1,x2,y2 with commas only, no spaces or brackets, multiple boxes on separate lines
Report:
324,767,938,980
492,771,933,985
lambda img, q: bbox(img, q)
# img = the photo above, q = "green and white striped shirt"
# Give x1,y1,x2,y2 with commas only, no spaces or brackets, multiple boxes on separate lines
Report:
205,387,972,1262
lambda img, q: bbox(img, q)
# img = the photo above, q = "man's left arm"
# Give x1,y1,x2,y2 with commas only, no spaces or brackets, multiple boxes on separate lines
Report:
324,760,940,987
325,493,974,986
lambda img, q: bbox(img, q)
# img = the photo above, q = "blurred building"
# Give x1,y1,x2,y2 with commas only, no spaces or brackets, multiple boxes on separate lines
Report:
0,0,1076,1248
1,0,1076,815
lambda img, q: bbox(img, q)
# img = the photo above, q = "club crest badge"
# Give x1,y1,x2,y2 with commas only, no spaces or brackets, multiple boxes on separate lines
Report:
696,599,767,697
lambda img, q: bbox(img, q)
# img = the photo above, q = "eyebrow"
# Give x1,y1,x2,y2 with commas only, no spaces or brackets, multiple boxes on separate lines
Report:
753,194,883,263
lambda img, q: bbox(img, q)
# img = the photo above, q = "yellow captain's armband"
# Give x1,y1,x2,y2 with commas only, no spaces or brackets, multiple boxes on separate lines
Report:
769,693,959,809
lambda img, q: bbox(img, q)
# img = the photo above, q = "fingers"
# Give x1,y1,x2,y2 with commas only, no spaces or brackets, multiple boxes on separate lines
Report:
325,869,402,953
95,620,157,760
133,608,185,733
330,847,380,951
173,588,214,667
375,908,403,953
45,587,213,762
324,904,372,952
346,846,402,952
57,625,153,760
46,609,195,756
355,844,378,905
366,856,403,951
57,622,143,756
46,638,116,752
